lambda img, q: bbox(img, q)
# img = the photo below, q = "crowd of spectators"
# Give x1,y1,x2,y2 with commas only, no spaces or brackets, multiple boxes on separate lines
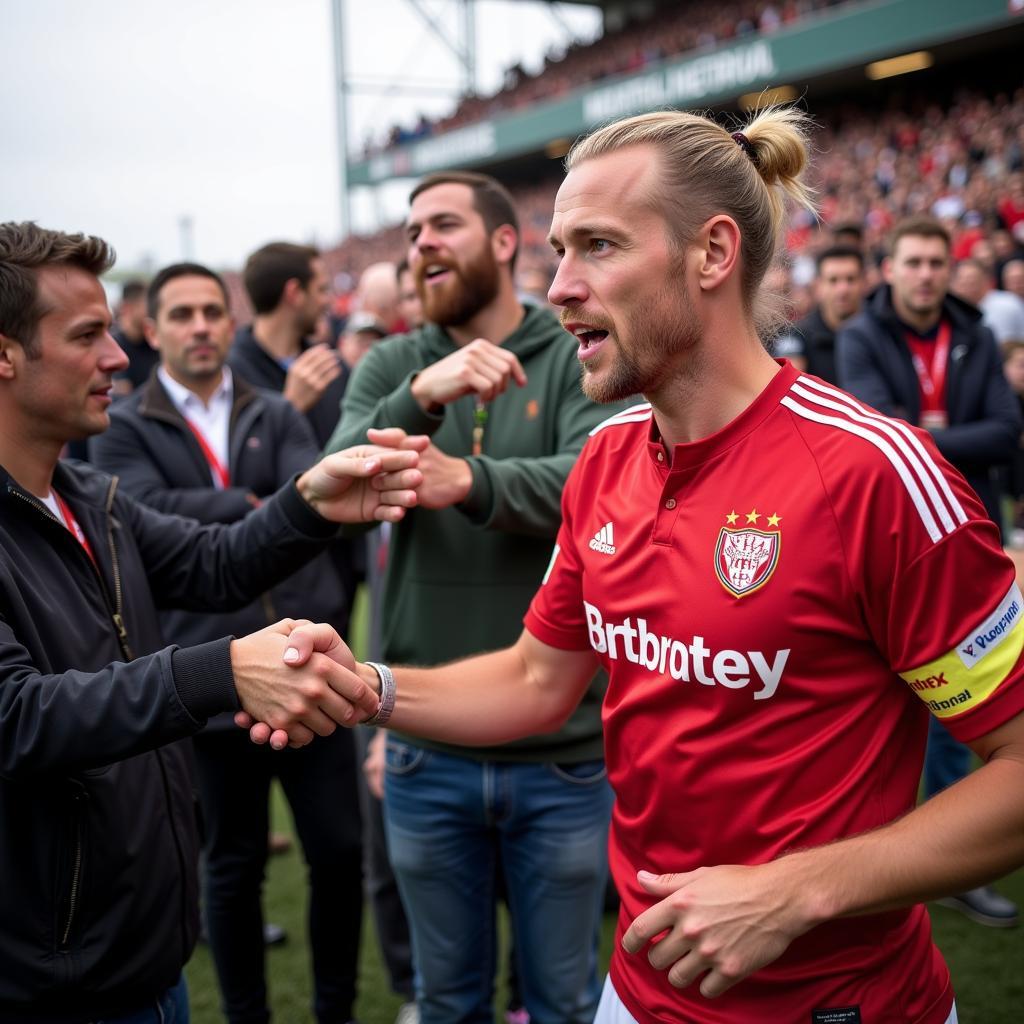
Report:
316,88,1024,331
363,0,858,155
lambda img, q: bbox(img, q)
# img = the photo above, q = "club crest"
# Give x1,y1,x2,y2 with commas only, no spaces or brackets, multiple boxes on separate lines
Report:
715,525,780,598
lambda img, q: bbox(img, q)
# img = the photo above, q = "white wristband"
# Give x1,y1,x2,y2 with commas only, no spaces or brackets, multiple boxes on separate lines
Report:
363,662,396,727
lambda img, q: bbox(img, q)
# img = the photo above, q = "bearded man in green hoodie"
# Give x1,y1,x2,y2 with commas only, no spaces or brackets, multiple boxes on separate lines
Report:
325,171,629,1024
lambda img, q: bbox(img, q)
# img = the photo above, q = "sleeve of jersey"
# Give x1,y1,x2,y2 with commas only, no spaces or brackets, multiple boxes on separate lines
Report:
523,456,591,652
881,499,1024,744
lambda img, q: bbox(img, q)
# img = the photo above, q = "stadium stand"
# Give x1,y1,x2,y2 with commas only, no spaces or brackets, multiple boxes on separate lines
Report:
363,0,858,154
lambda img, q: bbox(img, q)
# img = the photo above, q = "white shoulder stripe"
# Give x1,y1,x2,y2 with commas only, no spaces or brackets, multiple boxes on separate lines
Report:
589,402,653,436
795,377,967,526
781,395,945,543
790,381,959,535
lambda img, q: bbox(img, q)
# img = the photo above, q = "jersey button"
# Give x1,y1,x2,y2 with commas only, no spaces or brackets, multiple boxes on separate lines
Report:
665,498,676,509
656,451,664,462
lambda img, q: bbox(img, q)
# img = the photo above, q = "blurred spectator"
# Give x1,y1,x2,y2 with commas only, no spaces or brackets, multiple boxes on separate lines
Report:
355,261,401,331
1002,340,1024,548
517,262,555,309
952,258,1024,343
111,278,159,395
339,311,389,369
774,245,865,382
1002,257,1024,301
396,257,424,330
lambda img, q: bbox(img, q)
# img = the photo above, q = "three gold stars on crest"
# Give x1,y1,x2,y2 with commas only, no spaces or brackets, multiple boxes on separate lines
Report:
725,509,781,528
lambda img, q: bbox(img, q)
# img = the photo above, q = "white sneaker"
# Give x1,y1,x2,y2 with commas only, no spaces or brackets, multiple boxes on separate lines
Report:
394,1002,420,1024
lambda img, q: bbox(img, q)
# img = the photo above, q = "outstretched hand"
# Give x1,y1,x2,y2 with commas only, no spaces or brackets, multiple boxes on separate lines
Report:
296,432,429,523
366,428,472,510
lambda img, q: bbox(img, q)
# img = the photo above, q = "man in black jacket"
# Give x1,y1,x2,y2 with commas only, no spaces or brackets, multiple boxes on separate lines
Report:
0,222,422,1023
773,245,865,383
837,216,1020,928
230,241,363,638
91,263,365,1024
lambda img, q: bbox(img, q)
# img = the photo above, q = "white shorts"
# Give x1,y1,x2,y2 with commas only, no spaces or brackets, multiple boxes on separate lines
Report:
593,975,959,1024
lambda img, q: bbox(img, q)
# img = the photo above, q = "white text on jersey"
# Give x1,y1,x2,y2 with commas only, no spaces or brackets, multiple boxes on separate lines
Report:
585,602,789,700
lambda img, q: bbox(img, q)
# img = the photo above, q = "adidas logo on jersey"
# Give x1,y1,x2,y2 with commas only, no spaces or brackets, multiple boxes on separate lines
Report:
589,522,616,555
584,601,789,701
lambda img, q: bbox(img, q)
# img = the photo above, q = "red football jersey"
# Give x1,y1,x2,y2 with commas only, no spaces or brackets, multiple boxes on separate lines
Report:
525,362,1024,1024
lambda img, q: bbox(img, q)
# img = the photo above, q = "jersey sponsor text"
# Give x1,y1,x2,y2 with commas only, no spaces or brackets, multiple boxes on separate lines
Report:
584,601,788,700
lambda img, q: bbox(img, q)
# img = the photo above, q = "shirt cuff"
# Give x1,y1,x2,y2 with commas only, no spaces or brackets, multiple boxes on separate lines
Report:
171,637,239,722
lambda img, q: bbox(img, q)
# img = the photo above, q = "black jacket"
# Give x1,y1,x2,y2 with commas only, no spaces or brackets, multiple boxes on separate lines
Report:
228,326,349,448
90,372,349,723
0,459,338,1021
229,325,363,594
781,305,841,385
836,286,1022,522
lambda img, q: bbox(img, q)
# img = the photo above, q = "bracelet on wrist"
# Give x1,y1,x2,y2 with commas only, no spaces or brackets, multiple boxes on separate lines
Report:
363,662,396,727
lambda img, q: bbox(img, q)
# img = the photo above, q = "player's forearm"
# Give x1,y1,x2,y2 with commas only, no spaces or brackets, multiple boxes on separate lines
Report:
356,644,577,746
776,751,1024,927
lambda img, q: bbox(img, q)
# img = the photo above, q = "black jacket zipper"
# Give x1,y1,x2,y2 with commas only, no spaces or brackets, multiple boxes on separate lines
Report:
11,482,134,949
59,786,85,949
10,481,132,661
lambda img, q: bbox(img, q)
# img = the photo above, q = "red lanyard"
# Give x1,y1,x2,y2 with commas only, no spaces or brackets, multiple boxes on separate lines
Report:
53,491,97,566
184,419,230,489
906,320,951,410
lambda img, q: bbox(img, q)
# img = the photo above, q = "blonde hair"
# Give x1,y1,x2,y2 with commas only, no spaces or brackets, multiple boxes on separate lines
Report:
566,106,816,330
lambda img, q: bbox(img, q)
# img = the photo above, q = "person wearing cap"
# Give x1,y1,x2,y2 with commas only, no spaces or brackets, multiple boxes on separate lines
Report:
340,311,390,369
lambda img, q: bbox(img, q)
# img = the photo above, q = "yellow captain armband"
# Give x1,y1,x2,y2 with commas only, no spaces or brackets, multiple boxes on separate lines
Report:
899,583,1024,719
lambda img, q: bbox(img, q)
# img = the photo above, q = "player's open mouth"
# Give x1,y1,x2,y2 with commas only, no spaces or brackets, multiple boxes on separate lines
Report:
573,327,608,361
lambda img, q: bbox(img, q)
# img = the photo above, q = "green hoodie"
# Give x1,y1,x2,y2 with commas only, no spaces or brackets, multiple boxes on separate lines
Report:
326,304,630,761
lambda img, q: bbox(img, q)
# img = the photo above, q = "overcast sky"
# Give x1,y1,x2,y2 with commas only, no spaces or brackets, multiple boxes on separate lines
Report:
1,0,600,272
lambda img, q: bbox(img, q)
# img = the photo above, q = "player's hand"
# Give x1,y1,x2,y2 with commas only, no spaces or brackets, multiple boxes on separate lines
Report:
409,338,527,411
296,435,428,523
367,428,472,510
230,619,380,750
283,344,343,413
363,729,387,800
621,862,814,998
235,621,380,749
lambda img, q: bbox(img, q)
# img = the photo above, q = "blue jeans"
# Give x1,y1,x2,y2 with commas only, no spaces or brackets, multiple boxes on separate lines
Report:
384,742,613,1024
923,715,971,799
93,975,189,1023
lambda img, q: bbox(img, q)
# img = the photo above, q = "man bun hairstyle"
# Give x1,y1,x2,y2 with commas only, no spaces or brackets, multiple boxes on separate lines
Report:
566,105,816,334
0,221,115,358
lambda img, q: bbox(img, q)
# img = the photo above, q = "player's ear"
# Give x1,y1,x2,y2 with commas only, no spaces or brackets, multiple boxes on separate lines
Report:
696,214,742,293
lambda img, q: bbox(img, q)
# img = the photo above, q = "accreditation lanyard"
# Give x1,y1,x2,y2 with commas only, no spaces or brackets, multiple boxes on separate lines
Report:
906,320,951,413
53,491,97,567
184,419,230,489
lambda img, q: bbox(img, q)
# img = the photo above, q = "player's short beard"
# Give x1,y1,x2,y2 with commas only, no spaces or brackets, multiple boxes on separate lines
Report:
419,248,500,328
577,278,703,404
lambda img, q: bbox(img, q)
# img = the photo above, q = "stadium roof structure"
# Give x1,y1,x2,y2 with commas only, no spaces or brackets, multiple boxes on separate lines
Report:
332,0,1024,235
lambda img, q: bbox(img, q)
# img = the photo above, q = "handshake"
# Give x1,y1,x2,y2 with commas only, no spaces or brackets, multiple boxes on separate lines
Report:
229,618,377,750
228,427,419,748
